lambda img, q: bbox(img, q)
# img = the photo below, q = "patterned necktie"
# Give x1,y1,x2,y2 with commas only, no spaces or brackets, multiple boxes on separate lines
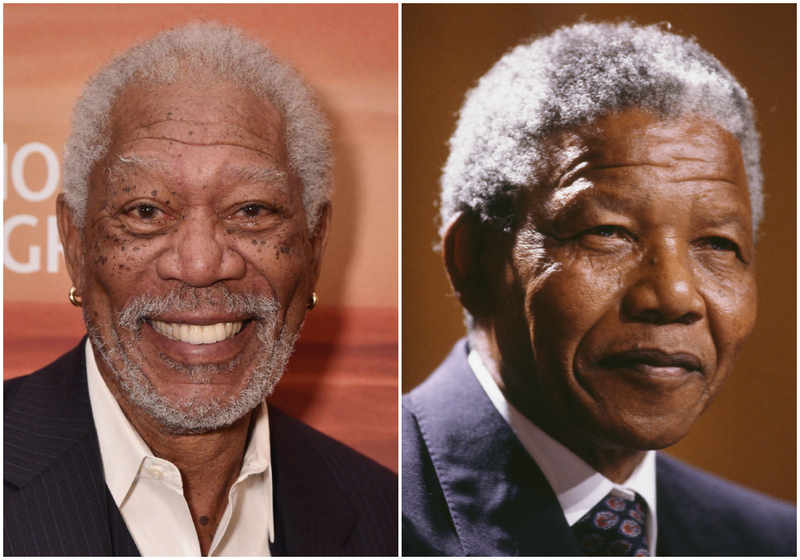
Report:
571,493,650,556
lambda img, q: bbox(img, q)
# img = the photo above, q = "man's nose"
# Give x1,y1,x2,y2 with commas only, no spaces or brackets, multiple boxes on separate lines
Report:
621,243,705,325
156,214,246,287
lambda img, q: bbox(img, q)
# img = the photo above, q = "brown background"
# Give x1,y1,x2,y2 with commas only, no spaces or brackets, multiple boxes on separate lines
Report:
5,4,398,472
403,4,796,502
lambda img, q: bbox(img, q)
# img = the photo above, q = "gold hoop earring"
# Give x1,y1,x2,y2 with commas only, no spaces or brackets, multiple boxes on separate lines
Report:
69,286,82,307
307,292,318,311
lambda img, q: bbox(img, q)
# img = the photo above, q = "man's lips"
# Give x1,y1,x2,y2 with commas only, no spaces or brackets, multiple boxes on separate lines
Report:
598,349,703,376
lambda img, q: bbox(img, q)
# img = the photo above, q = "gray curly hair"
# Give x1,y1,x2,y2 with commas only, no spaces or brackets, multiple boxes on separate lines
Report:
441,21,762,237
62,21,332,230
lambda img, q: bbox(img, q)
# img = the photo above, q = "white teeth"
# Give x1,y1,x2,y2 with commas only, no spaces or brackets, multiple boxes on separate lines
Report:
214,323,226,341
202,325,218,344
189,325,203,344
150,320,245,344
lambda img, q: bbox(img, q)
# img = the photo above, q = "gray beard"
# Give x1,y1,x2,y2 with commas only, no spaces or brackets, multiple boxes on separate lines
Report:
85,285,298,435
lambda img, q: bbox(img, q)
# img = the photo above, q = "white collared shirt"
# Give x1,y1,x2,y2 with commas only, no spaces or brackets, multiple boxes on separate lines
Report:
85,341,274,556
468,349,658,555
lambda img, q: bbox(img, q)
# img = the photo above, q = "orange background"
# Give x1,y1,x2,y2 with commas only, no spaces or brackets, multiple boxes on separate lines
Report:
403,4,795,502
4,4,398,471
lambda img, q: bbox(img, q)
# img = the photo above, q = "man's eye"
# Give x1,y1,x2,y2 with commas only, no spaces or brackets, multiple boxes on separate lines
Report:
239,204,265,217
235,204,277,219
119,202,173,235
125,204,165,221
705,236,739,253
585,225,625,238
131,205,160,220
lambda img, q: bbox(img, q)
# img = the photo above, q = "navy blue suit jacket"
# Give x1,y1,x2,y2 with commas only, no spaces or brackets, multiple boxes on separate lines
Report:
402,340,796,556
5,340,398,556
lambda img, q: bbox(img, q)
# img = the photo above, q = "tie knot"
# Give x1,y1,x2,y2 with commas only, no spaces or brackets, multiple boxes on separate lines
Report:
572,493,650,556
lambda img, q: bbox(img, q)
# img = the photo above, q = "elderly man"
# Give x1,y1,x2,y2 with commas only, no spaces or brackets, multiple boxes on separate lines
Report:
402,21,795,556
4,22,396,557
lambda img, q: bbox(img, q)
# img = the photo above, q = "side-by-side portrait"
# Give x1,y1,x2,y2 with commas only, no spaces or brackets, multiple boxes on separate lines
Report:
3,3,796,558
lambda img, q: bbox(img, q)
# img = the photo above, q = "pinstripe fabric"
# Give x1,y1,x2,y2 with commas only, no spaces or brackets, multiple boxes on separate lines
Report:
269,408,398,556
5,339,398,556
4,342,140,556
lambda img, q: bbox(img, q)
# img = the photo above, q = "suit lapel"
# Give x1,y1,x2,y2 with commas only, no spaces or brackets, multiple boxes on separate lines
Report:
268,406,358,556
4,339,140,557
407,340,582,556
4,341,98,489
654,454,716,556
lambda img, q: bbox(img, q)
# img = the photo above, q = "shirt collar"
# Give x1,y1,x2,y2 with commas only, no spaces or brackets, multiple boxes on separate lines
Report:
85,339,274,544
239,400,274,544
468,349,657,548
85,340,152,507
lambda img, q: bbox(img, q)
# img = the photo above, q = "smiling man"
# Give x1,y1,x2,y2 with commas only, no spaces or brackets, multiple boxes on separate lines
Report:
402,22,795,556
4,22,396,557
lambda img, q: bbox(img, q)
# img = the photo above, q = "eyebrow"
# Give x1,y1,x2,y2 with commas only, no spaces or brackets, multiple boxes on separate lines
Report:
547,181,633,216
104,156,289,192
222,166,289,191
703,214,751,233
561,189,632,214
555,186,752,233
104,154,166,181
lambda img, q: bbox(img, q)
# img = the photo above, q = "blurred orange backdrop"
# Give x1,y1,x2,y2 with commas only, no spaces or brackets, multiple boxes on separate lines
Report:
4,3,398,471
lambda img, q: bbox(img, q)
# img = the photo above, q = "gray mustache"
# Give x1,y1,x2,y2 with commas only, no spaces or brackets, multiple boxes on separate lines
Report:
116,285,280,331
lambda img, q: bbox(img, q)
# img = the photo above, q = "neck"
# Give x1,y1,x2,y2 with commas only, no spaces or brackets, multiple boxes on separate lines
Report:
470,329,647,484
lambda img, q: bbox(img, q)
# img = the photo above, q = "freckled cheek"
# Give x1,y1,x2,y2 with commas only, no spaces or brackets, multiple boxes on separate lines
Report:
82,234,163,301
238,235,306,261
234,239,311,293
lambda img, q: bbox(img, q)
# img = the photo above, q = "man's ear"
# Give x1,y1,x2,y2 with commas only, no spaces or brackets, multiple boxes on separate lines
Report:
56,194,85,295
441,211,499,319
308,202,332,290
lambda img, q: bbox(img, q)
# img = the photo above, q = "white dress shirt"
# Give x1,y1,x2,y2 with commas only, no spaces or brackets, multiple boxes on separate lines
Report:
468,349,658,555
85,341,274,556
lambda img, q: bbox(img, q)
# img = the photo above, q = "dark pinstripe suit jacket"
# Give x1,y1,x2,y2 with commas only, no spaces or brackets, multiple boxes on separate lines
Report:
4,340,398,556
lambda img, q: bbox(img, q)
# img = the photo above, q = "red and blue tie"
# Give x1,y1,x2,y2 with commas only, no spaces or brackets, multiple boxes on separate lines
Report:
571,494,650,556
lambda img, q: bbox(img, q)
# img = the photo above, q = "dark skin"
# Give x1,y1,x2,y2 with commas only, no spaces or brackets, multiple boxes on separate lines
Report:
443,109,757,483
58,79,330,555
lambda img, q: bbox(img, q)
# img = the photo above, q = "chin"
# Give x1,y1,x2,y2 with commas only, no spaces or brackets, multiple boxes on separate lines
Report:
88,316,298,434
586,411,700,452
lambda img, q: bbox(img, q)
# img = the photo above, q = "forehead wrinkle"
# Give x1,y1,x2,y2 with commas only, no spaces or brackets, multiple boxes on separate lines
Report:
546,158,674,216
548,149,675,196
119,137,271,152
135,118,268,129
587,162,745,192
666,176,743,189
119,116,283,154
